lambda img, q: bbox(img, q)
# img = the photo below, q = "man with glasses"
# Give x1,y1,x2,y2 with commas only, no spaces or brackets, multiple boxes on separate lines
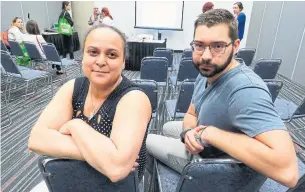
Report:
146,9,298,188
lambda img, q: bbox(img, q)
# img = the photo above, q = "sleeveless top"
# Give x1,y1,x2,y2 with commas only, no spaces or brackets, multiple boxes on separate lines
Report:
71,75,148,180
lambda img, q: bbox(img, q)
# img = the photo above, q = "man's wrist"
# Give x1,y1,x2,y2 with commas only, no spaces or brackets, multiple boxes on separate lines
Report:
180,128,192,143
201,126,215,144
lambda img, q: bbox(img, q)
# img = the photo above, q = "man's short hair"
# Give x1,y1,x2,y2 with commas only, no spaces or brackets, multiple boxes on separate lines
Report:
194,9,238,42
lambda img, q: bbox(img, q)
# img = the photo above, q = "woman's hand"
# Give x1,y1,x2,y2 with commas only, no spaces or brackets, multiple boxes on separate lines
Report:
131,156,140,172
59,119,84,135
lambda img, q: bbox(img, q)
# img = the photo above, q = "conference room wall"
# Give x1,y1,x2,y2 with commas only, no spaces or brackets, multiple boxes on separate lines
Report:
1,1,62,33
246,1,305,87
70,1,253,51
46,1,64,28
1,1,25,31
71,1,94,49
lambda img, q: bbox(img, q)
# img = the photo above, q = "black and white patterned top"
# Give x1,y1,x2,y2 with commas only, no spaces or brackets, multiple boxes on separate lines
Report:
71,75,149,180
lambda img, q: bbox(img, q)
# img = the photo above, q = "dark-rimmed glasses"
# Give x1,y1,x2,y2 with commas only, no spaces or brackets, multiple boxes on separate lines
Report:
190,41,233,55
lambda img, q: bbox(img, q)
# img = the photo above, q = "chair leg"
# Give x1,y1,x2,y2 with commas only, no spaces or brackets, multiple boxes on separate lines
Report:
7,76,13,102
23,80,30,108
50,75,54,97
147,159,159,192
1,91,12,128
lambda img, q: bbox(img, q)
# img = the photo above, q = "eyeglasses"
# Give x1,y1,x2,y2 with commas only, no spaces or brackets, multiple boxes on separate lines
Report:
190,41,233,55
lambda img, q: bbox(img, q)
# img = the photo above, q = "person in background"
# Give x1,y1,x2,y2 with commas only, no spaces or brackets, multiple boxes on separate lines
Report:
88,7,99,26
202,2,214,13
100,7,113,26
8,17,24,42
233,2,246,40
59,1,74,60
23,20,63,74
28,24,151,184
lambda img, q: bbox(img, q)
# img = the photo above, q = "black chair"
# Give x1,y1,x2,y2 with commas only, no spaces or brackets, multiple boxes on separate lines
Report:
164,80,195,121
181,49,192,59
8,40,24,57
1,50,53,105
253,59,282,79
140,56,168,90
23,41,46,61
153,48,174,71
131,79,160,133
1,40,9,52
169,58,198,92
42,43,79,82
264,79,283,102
38,156,140,192
275,98,305,122
236,48,256,66
156,157,266,192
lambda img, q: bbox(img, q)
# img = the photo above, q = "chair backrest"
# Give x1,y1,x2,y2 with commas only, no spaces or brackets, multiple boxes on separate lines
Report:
176,158,267,192
23,41,43,60
140,57,168,83
153,48,173,67
292,98,305,119
38,156,139,192
42,43,61,63
236,48,256,66
1,31,10,47
0,50,21,75
177,58,198,82
182,49,192,59
131,79,158,113
253,59,282,79
264,80,283,102
175,80,195,117
8,40,24,57
1,40,9,52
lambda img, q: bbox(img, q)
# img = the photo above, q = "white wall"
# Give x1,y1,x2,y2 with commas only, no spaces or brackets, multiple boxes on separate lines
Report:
72,1,252,50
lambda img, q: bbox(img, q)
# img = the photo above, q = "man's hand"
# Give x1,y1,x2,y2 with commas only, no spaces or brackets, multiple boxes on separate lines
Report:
184,126,206,155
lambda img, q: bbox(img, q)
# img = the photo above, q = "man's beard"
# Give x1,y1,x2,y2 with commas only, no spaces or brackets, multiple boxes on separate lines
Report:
193,48,234,78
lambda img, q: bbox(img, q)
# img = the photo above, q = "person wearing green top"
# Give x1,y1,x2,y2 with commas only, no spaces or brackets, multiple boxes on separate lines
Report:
59,1,74,60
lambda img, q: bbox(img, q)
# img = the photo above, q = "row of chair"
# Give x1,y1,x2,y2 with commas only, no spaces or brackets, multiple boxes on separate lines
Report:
0,40,81,129
1,40,81,81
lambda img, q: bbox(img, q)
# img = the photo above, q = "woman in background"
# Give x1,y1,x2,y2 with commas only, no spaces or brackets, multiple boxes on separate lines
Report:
202,2,214,13
8,17,24,42
59,1,74,60
233,2,246,41
88,7,99,26
23,20,47,59
24,20,63,74
100,7,113,26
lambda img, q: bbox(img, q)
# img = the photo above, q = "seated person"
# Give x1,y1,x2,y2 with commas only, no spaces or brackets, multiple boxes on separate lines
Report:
146,9,298,188
23,20,62,73
8,17,24,42
23,20,47,59
28,24,152,183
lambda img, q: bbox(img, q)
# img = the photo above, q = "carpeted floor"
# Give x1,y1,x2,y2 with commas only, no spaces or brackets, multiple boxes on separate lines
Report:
1,51,305,192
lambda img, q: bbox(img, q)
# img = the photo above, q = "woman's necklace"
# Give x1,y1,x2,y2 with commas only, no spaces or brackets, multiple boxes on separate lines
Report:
88,87,104,121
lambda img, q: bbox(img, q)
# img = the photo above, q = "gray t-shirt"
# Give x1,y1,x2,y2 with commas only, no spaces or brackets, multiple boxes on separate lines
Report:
192,63,286,138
